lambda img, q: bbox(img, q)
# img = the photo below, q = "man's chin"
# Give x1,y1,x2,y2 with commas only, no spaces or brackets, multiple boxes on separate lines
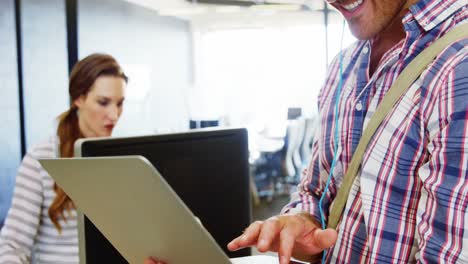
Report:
348,22,378,40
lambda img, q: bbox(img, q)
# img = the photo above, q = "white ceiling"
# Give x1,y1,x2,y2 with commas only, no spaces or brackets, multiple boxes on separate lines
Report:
123,0,329,29
124,0,324,11
124,0,204,10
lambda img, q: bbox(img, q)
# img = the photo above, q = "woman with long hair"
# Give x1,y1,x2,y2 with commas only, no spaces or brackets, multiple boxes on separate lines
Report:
0,53,128,263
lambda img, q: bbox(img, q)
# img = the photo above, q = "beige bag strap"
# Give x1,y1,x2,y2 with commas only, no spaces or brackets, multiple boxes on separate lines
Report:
328,23,468,229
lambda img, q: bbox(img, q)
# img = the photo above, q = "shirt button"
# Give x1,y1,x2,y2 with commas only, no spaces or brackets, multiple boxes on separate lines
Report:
362,46,369,54
356,101,363,111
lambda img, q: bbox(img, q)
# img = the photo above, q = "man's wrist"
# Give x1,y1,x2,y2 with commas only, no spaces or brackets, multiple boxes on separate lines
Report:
295,211,322,227
291,252,322,264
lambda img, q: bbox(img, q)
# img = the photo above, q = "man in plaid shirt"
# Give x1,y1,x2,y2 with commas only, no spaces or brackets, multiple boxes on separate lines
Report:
228,0,468,263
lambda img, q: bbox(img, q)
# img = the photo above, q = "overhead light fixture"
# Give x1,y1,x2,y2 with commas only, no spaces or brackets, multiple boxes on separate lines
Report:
214,6,242,13
188,0,258,6
264,0,303,3
249,4,301,11
158,6,207,16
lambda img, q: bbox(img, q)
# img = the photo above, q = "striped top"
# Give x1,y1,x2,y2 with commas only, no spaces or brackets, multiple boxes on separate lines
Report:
283,0,468,263
0,137,79,264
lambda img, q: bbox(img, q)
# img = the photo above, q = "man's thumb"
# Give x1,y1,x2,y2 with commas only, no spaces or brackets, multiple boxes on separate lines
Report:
314,228,338,249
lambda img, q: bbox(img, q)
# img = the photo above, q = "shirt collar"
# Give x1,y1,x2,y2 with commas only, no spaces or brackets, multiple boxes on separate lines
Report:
402,0,466,32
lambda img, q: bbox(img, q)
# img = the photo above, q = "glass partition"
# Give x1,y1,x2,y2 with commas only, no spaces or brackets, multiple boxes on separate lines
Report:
0,0,21,227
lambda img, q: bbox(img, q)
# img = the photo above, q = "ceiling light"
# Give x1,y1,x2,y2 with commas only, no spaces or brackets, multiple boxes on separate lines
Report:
214,6,242,13
158,6,207,16
249,4,301,11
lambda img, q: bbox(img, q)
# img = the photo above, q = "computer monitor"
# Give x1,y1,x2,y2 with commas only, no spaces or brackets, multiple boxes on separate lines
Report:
75,128,251,263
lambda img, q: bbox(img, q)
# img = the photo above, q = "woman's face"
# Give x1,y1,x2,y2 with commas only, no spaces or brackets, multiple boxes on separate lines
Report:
74,75,126,138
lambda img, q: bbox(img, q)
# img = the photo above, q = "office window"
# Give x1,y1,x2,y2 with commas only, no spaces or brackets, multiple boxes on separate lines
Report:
194,23,355,130
0,0,21,226
21,0,69,149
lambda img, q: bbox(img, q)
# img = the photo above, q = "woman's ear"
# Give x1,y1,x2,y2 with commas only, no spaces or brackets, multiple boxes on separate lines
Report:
73,95,86,109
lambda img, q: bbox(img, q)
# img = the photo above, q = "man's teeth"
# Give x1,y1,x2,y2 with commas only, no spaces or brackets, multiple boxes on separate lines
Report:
343,0,363,11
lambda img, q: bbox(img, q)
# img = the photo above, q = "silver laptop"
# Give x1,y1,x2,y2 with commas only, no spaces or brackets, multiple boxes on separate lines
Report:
39,156,288,264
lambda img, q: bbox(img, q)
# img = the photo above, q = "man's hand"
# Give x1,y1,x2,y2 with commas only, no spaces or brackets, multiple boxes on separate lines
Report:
227,213,338,264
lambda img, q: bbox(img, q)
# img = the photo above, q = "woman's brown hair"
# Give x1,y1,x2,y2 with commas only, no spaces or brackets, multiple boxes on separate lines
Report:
49,53,128,232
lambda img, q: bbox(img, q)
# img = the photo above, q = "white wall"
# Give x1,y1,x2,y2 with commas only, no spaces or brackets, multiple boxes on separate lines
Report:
191,23,326,127
78,0,193,136
189,11,356,127
0,0,22,224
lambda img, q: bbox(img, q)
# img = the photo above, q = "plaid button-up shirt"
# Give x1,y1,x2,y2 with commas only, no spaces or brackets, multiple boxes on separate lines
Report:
284,0,468,263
